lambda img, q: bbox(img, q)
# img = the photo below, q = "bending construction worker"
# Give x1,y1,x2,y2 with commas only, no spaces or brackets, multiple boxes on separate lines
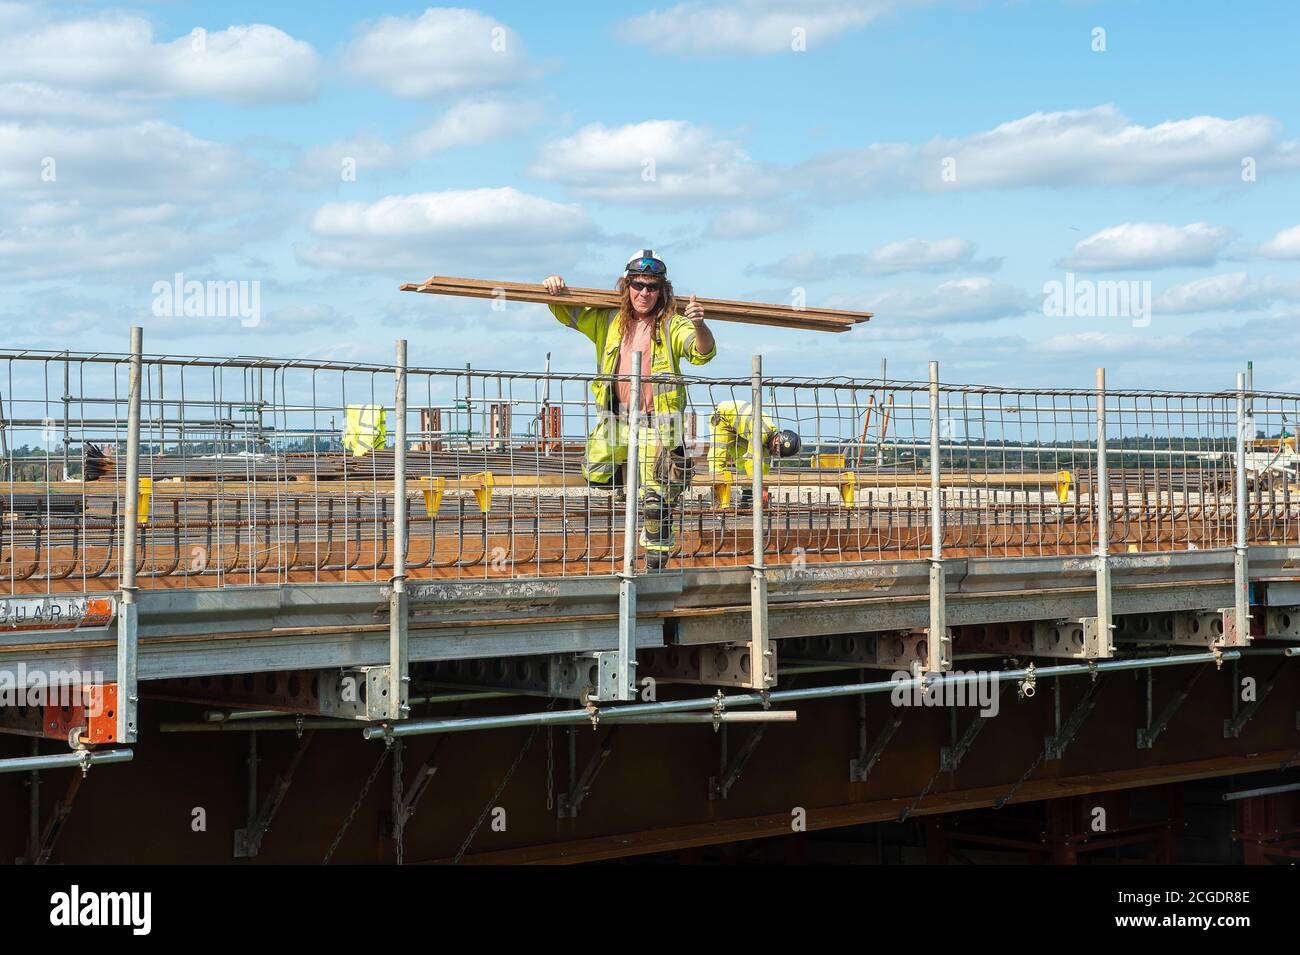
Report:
544,251,716,570
708,399,801,504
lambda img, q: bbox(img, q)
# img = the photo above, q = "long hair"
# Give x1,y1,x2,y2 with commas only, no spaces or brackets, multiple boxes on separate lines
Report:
615,275,677,346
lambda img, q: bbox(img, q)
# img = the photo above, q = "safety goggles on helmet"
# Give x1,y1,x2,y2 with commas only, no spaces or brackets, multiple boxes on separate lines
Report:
624,249,667,277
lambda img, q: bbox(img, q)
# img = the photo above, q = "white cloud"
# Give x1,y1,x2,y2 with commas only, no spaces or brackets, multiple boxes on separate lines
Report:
529,120,776,203
799,105,1300,194
752,238,999,280
0,11,321,104
295,99,534,183
0,118,257,202
860,277,1035,324
706,205,794,240
407,98,522,153
618,0,933,55
0,108,274,281
1030,331,1193,357
1157,272,1300,314
1057,222,1231,271
0,82,146,123
299,187,597,274
343,8,535,98
1257,224,1300,260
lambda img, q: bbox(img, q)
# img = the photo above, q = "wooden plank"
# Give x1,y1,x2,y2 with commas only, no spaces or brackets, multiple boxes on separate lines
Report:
401,275,870,334
421,275,868,323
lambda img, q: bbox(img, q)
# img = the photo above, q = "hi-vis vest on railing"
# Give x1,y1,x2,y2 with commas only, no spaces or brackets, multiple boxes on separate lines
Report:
550,304,716,483
342,405,387,458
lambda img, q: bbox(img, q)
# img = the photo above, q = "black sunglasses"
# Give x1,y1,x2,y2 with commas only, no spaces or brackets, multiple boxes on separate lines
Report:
629,280,660,292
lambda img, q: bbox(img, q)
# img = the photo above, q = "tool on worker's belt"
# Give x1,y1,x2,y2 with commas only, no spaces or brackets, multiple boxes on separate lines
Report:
652,445,694,488
341,404,387,458
1019,662,1037,699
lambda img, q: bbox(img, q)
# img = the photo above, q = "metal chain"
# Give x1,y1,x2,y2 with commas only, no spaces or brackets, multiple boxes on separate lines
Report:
897,764,943,823
322,744,391,865
392,739,404,867
994,745,1046,810
545,726,554,811
454,699,558,865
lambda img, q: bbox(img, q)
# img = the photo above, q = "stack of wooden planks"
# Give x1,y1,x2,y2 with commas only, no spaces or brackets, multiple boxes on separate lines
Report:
400,275,870,333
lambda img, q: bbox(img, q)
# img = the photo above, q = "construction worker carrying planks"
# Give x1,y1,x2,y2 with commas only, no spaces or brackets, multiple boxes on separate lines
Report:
544,251,716,570
708,399,801,506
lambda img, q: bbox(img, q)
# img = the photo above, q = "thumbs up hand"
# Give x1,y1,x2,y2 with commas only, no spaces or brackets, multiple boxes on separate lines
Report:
685,294,705,324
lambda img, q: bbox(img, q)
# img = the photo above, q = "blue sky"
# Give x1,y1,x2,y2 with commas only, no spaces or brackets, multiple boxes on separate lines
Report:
3,0,1300,391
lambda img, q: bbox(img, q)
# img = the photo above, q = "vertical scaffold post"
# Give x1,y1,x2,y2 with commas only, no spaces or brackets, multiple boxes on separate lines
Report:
1095,367,1113,652
750,355,772,689
617,352,643,701
1234,371,1250,641
926,361,950,675
389,340,410,721
117,326,142,744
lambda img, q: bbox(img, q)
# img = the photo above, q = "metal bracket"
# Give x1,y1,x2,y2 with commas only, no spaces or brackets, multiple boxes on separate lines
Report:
1171,611,1228,648
1137,666,1204,749
849,712,904,783
939,683,1009,772
1223,661,1287,739
1264,606,1300,641
233,730,315,858
1033,617,1113,660
1218,607,1253,648
330,666,398,721
783,630,928,671
423,651,624,702
709,725,767,800
1044,677,1105,761
639,641,776,688
557,727,618,818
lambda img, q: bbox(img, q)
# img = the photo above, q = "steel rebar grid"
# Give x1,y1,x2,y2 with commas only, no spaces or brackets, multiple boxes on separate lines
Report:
0,347,1281,590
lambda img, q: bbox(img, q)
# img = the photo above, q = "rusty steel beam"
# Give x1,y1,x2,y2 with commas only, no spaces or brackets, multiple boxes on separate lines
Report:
440,749,1300,865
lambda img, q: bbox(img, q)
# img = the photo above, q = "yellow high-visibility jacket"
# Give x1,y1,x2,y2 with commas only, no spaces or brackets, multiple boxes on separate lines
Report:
342,405,387,458
709,400,778,475
550,304,715,482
